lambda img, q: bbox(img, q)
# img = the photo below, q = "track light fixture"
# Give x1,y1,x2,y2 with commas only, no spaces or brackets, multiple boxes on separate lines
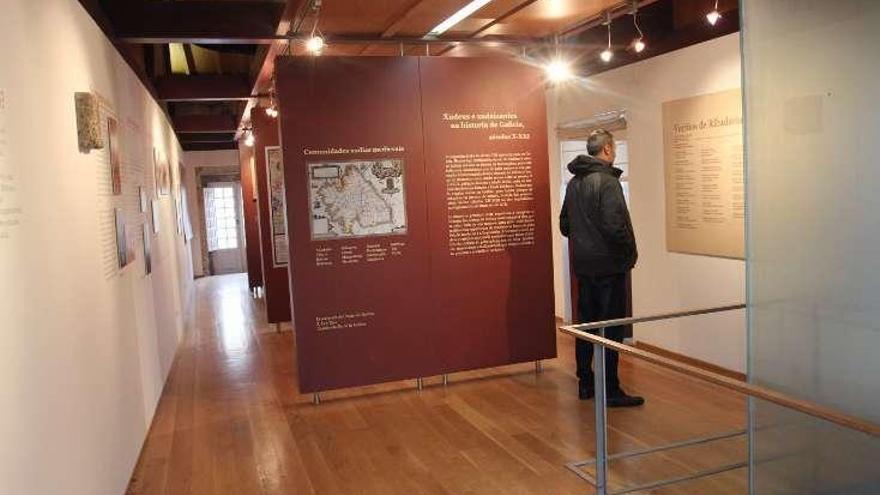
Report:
243,129,255,147
306,0,325,55
631,2,646,53
706,0,721,26
265,93,278,118
599,11,613,63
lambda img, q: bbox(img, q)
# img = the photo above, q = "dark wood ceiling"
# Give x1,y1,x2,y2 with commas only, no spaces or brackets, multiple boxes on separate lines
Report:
79,0,738,151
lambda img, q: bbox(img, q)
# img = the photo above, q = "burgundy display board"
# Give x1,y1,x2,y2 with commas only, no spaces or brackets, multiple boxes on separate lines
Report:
239,142,265,292
252,112,291,324
276,56,556,393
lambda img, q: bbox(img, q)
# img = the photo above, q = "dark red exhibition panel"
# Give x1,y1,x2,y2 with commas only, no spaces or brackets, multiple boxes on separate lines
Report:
239,142,264,292
276,57,436,392
276,56,556,393
252,112,291,324
419,57,556,371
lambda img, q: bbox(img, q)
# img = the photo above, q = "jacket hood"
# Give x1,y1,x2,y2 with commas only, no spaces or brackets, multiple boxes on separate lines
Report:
567,154,622,178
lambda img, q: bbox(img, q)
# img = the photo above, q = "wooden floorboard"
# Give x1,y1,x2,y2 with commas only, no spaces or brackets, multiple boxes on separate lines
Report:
127,273,747,494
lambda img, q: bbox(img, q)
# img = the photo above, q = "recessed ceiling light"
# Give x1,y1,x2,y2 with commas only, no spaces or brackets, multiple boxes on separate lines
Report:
426,0,494,37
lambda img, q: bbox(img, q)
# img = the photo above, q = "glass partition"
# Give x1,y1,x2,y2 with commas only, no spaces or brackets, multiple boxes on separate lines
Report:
741,1,880,493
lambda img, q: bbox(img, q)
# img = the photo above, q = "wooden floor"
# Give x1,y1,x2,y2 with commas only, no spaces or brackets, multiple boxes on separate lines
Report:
127,274,747,494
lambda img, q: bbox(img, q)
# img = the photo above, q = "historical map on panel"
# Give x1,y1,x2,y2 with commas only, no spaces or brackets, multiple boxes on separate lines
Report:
308,159,407,240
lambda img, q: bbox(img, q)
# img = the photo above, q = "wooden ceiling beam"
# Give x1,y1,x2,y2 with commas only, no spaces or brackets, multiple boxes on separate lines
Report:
238,0,310,138
157,75,253,102
172,114,239,133
360,0,428,55
76,0,159,98
109,1,285,44
182,44,198,76
182,141,239,152
437,0,542,56
177,132,237,143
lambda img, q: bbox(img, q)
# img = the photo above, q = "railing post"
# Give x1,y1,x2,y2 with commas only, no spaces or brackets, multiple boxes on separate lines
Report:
593,328,608,495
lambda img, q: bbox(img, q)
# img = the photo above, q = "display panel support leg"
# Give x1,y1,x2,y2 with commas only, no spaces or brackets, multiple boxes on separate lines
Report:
312,393,321,405
535,360,544,374
442,374,449,386
416,378,424,391
593,329,608,495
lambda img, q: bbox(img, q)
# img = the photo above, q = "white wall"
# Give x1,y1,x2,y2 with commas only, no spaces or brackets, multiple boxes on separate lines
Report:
182,149,240,277
0,1,194,494
547,34,746,372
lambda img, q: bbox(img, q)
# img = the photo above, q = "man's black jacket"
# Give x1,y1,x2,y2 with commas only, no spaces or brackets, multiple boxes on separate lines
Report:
560,154,637,277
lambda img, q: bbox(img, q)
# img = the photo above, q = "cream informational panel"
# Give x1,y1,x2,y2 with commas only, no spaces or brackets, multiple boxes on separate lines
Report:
663,88,744,258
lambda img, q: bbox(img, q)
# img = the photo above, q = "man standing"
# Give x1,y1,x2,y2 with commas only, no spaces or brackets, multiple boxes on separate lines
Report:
560,129,644,407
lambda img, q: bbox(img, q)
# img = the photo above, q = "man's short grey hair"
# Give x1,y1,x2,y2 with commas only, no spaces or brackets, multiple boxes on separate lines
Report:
587,129,614,156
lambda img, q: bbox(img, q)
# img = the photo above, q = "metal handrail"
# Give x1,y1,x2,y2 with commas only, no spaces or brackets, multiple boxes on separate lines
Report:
560,323,880,438
567,303,746,332
558,304,880,495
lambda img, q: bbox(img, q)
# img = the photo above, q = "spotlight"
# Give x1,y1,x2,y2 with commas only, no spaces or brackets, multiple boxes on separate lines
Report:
600,11,613,63
244,130,255,147
265,106,278,118
706,0,721,25
633,38,646,53
631,3,645,54
306,35,325,54
545,59,573,83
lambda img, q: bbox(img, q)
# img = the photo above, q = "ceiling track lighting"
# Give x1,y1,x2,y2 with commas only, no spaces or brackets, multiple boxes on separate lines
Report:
600,11,613,63
631,1,646,53
706,0,722,26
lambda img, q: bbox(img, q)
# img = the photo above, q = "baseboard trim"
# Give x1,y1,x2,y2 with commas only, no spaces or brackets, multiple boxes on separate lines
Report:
633,341,746,382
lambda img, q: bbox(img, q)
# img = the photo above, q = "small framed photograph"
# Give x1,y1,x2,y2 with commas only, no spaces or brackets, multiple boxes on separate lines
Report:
108,117,121,195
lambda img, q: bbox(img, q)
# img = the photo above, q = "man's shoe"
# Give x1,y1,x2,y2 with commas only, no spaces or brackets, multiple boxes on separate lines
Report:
578,385,594,400
606,389,645,408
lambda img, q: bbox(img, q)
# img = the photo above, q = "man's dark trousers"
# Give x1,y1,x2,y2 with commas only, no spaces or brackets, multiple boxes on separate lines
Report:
576,272,627,392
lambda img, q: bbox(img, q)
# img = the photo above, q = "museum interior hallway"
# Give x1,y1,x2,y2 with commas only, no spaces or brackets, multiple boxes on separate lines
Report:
126,274,747,495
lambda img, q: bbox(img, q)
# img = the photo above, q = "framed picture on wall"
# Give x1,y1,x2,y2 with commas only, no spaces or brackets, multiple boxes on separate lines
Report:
151,199,160,234
138,186,148,213
265,146,289,266
108,117,121,195
181,188,193,242
143,222,152,275
125,223,138,267
114,208,128,268
153,148,171,196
